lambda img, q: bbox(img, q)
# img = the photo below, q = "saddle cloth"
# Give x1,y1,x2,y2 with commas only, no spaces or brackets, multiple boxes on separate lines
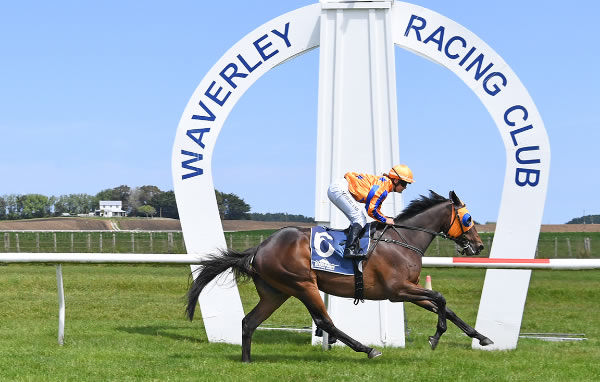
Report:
310,224,371,275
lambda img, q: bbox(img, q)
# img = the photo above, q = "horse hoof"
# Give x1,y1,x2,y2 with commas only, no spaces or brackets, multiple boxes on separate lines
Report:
368,348,382,359
479,337,494,346
428,336,439,350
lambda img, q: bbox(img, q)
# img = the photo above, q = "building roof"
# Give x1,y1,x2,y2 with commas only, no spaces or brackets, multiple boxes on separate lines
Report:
99,201,122,206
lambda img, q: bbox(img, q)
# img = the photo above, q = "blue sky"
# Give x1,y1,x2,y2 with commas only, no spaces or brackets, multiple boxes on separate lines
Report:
1,1,598,224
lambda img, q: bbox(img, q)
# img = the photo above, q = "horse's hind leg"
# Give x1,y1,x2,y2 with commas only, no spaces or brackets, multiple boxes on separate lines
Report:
297,285,381,359
242,278,289,363
411,300,494,347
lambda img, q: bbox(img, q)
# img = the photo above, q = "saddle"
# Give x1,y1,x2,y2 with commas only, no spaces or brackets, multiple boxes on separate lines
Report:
310,224,376,304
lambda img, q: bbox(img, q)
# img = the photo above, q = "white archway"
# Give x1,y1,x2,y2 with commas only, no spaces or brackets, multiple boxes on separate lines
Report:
172,2,549,349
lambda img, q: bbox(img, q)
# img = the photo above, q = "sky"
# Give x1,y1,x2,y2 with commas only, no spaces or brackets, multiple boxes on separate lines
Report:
0,1,598,224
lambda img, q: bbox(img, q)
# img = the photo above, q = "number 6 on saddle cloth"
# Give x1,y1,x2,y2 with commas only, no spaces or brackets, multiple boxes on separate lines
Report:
310,225,371,275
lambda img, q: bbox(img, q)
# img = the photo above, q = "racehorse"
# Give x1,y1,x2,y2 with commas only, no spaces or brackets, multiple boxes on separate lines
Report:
186,190,493,362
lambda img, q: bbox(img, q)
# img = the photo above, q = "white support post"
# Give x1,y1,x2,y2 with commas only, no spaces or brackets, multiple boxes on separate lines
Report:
56,264,65,346
313,0,405,348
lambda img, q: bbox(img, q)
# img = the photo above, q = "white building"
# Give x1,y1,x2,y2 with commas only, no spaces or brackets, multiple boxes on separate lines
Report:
96,201,126,217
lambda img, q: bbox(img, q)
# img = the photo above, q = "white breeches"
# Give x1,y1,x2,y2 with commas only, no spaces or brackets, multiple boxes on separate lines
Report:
327,178,367,227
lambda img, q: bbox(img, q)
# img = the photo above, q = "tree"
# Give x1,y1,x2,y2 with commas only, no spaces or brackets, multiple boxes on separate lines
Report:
567,215,600,224
215,190,250,220
249,212,315,222
54,194,96,215
215,190,225,219
4,194,19,219
17,194,52,219
53,196,68,216
129,185,162,216
0,196,6,219
137,205,156,218
150,191,178,219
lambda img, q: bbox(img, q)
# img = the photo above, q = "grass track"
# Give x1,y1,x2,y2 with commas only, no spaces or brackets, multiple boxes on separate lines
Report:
0,264,598,381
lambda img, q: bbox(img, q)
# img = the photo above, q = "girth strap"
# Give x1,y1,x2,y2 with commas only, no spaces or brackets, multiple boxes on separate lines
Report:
352,259,364,305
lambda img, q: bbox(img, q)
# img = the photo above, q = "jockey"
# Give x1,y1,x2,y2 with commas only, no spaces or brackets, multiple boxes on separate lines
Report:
327,164,414,259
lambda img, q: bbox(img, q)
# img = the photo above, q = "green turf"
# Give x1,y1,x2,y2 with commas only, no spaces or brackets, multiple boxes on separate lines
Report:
0,264,598,381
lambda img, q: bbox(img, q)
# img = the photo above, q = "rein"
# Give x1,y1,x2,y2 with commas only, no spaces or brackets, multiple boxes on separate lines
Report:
390,223,451,240
368,225,426,257
367,204,469,257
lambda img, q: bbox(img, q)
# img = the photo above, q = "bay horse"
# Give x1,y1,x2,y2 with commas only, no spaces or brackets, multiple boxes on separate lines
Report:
186,190,493,362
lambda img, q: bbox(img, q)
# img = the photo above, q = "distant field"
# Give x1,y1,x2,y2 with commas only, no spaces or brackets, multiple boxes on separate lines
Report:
0,217,182,231
0,217,313,232
1,217,600,233
1,217,599,258
1,228,599,259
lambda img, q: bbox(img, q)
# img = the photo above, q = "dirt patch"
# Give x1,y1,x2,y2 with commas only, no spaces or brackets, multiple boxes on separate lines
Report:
539,224,600,232
476,223,600,233
1,218,599,233
118,218,182,231
0,218,111,231
221,220,313,231
0,217,311,231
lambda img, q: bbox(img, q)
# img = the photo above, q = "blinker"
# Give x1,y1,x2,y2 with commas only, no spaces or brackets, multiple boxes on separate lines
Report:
462,213,472,227
457,207,474,230
448,205,474,238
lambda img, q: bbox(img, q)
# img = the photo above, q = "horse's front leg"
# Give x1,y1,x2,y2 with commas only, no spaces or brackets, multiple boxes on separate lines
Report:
445,307,493,346
390,283,448,350
427,290,447,350
411,300,494,347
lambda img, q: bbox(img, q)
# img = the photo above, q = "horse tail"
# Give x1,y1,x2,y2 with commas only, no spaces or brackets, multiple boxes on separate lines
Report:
186,246,258,321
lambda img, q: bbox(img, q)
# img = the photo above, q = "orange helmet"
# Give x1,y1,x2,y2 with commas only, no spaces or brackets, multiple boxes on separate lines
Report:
388,164,414,183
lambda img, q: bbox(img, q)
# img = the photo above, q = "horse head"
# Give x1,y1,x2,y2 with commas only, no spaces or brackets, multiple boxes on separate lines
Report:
447,190,484,256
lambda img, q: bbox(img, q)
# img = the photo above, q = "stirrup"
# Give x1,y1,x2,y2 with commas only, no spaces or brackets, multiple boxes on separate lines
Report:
343,248,365,260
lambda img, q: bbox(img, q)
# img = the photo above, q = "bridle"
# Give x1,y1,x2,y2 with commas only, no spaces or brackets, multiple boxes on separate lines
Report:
445,203,476,255
368,202,476,257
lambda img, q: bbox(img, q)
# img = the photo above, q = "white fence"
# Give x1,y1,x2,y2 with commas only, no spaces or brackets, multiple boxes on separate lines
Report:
2,253,599,345
3,253,600,268
422,257,600,270
1,231,186,254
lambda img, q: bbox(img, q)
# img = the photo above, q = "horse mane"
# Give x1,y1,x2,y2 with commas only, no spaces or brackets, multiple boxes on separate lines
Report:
395,190,448,221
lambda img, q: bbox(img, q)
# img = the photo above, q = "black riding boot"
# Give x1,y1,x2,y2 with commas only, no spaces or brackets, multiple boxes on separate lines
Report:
343,223,364,259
